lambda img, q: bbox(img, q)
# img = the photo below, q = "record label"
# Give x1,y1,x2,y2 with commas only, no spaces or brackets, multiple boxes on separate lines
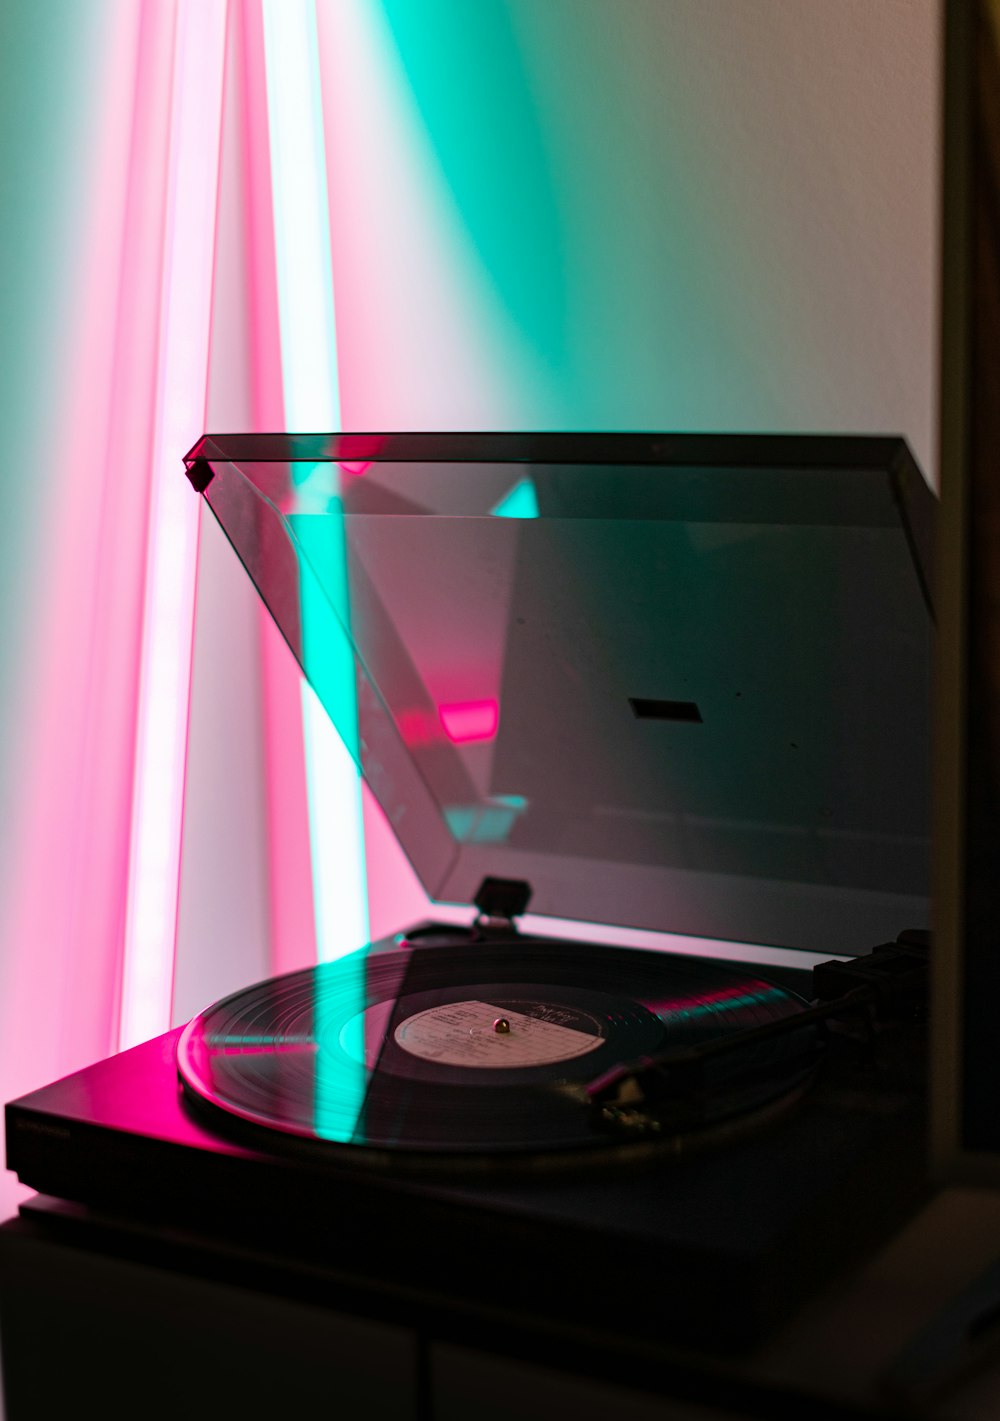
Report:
393,1000,605,1068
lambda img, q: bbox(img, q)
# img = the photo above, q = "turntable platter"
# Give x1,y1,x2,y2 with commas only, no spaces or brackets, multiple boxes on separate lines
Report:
177,940,821,1164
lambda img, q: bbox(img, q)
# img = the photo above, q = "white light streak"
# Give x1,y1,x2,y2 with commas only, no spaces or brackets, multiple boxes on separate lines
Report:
119,0,229,1049
263,0,369,960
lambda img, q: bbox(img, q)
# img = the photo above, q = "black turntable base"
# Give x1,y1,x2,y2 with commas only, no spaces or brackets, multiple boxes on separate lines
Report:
4,935,930,1359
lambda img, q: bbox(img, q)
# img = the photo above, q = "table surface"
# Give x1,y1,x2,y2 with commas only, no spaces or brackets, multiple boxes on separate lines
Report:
4,1179,1000,1420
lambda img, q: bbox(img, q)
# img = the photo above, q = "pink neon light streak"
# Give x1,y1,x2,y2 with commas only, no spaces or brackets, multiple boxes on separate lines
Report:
119,0,229,1050
396,707,441,748
239,2,320,978
439,699,500,744
0,4,177,1208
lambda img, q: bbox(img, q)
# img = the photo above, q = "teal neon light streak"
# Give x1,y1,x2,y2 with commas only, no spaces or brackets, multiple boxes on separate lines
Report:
263,3,368,1138
490,477,539,519
377,0,567,369
311,952,371,1146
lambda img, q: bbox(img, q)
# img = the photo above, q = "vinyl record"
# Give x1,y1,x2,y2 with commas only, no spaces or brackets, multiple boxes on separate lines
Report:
176,939,821,1165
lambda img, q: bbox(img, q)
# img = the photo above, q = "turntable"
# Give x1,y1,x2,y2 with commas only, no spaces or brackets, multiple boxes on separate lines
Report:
4,433,936,1371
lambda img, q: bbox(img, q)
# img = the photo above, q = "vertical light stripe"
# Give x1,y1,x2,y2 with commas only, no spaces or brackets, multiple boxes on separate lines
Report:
119,0,229,1050
238,3,319,977
0,6,149,1181
262,0,369,962
262,0,340,426
301,679,370,962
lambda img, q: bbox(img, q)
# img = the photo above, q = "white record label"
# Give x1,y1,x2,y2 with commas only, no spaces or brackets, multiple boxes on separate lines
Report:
393,1000,604,1068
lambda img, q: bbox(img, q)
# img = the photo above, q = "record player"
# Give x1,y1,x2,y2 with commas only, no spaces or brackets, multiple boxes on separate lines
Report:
4,432,937,1364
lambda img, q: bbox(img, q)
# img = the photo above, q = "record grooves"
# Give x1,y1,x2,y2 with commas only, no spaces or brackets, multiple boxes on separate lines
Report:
177,941,823,1167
